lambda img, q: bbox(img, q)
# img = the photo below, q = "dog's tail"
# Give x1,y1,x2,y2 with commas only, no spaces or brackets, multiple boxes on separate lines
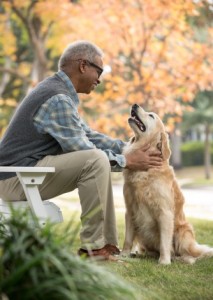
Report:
175,244,213,264
174,222,213,264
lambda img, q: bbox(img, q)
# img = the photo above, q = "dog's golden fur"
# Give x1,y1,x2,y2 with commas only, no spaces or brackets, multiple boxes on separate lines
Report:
122,104,213,264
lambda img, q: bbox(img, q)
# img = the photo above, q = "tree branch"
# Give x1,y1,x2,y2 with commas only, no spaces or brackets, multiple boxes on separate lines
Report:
0,66,31,83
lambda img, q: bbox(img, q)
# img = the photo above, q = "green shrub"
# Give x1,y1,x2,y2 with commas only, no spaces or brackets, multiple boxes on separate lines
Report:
181,141,213,166
0,210,138,300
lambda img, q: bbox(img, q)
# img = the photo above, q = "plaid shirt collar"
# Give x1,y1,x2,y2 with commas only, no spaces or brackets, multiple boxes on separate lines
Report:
57,71,79,106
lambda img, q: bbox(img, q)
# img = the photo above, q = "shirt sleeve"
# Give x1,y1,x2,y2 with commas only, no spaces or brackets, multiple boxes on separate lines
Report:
34,94,96,152
34,94,127,171
81,120,127,171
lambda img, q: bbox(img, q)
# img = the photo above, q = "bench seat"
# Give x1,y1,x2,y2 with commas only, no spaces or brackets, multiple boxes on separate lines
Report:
0,166,63,225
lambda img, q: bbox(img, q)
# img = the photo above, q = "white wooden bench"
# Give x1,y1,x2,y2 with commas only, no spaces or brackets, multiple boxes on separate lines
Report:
0,166,63,226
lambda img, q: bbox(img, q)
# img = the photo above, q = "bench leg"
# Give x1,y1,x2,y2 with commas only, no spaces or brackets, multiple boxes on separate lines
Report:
17,172,48,225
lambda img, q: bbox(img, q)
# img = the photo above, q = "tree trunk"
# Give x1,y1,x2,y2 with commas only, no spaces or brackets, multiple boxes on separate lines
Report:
170,123,182,169
0,57,11,97
204,123,211,179
26,39,48,94
10,3,49,85
31,52,47,84
29,17,48,84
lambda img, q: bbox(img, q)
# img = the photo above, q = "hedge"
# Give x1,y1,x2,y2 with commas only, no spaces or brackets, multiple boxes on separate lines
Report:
181,141,213,166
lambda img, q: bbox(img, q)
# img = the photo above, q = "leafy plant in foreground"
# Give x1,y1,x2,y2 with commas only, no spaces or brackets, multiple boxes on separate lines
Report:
0,210,138,300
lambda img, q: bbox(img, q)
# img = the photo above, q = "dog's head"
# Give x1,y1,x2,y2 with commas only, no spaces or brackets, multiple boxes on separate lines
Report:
128,104,171,160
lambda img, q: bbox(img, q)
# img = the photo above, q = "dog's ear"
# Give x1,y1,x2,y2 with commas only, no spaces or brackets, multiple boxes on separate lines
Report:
157,132,171,160
129,136,136,144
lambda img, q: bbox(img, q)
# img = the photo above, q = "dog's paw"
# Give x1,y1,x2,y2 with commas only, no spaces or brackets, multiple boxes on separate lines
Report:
120,251,131,257
158,257,171,265
178,256,196,264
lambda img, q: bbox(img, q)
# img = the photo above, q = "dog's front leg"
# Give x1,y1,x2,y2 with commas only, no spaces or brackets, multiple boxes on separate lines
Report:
121,211,135,257
158,211,174,265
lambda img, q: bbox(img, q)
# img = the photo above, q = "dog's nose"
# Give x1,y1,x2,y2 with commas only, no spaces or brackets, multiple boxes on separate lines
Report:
132,104,139,109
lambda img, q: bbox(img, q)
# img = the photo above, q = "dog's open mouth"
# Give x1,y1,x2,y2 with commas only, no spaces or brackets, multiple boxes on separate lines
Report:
131,110,146,132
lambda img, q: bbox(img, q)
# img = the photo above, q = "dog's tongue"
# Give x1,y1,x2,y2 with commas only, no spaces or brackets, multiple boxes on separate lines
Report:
133,117,146,132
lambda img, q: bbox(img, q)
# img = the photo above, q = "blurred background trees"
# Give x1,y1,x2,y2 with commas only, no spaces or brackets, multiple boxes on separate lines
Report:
183,90,213,179
0,0,212,174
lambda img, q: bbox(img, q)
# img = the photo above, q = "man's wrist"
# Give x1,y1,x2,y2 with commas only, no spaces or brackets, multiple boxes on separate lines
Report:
110,155,127,170
110,160,117,166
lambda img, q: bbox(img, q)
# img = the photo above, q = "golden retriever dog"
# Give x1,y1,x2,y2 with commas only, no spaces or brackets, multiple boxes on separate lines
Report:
122,103,213,264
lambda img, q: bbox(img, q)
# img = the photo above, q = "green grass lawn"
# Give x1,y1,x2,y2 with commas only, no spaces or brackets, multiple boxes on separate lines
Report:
57,165,213,300
107,213,213,300
59,209,213,300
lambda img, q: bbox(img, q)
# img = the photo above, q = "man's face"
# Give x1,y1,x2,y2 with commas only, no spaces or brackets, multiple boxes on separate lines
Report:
80,55,103,94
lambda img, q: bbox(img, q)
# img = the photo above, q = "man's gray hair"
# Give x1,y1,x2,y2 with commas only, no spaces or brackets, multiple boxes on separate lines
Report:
58,40,103,70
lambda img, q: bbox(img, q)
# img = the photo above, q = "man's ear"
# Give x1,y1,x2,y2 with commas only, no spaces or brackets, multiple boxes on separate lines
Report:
157,132,171,160
79,59,87,74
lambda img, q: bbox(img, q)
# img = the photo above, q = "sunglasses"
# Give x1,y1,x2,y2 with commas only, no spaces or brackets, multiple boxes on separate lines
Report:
77,59,103,77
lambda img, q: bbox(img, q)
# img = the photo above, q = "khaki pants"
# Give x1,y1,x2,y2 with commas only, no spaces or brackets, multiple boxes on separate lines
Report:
0,149,118,250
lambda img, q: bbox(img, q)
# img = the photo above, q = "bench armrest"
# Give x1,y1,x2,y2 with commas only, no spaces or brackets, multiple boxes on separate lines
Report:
0,166,55,173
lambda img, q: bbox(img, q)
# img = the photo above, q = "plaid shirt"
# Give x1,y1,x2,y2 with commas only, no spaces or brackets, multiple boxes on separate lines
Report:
33,71,126,171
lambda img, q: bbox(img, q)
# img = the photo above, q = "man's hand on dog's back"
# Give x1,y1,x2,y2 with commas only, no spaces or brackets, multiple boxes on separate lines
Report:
124,144,163,171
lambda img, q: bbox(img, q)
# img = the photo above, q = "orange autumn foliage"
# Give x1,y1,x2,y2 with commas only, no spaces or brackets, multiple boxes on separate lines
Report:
1,0,212,138
65,0,212,137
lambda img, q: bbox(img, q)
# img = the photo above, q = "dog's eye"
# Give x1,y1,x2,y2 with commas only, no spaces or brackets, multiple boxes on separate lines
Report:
149,114,154,119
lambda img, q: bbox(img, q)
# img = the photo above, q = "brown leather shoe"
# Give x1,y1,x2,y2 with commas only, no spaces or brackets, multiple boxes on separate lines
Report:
104,244,120,255
78,244,120,260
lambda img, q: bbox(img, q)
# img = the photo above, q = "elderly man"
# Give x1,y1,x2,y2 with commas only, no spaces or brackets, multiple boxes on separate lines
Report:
0,40,162,259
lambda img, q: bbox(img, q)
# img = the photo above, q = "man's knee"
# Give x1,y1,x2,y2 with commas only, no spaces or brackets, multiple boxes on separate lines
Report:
89,149,111,172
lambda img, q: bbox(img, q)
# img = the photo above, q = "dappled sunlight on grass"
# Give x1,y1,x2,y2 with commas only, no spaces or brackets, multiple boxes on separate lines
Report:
54,200,213,299
107,214,213,300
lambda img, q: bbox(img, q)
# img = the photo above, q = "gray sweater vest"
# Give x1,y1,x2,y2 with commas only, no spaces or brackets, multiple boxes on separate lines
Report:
0,74,71,180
